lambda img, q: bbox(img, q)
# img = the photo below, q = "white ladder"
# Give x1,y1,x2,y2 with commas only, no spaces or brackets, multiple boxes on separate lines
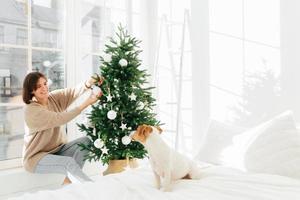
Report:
153,10,192,151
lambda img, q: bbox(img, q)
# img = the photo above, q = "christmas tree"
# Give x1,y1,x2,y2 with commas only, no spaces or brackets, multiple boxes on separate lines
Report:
77,26,161,165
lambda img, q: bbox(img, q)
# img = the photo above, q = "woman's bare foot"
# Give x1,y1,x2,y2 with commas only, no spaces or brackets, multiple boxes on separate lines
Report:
62,177,72,185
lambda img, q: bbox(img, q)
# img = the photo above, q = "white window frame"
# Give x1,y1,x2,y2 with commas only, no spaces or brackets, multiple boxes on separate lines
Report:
0,0,65,170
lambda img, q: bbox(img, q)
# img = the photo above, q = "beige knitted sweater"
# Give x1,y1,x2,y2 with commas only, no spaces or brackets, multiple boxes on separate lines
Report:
22,84,88,172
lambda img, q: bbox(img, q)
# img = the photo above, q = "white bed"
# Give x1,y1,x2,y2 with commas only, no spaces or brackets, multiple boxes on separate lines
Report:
8,164,300,200
9,111,300,200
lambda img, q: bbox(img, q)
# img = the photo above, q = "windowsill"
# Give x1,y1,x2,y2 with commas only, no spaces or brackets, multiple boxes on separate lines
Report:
0,158,23,171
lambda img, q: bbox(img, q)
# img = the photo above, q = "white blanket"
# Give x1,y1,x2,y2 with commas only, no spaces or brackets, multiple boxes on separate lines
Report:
9,165,300,200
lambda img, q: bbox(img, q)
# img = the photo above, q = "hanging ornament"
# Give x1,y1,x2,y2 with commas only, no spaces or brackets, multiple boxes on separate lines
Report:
119,58,128,67
114,138,119,144
129,93,137,101
122,135,132,145
92,86,102,96
94,139,104,149
93,128,96,135
120,123,127,131
107,110,117,120
138,102,145,110
102,53,112,63
106,93,113,102
102,147,108,154
128,127,132,130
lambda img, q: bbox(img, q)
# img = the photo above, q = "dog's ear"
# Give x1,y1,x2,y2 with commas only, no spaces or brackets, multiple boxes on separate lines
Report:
155,126,163,134
141,125,153,138
133,124,152,143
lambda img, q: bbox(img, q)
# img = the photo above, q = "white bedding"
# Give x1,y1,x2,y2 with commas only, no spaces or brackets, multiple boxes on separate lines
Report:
9,164,300,200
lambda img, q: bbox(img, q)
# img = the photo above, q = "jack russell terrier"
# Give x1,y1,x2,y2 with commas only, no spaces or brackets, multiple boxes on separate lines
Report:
131,124,201,191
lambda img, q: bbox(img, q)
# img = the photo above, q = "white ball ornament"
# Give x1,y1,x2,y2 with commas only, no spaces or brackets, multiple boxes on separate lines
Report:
92,86,102,96
122,135,131,145
107,110,117,120
119,58,128,67
94,139,104,149
138,102,145,110
102,53,112,62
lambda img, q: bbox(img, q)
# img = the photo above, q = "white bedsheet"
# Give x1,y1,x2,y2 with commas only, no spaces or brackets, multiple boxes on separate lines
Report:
9,165,300,200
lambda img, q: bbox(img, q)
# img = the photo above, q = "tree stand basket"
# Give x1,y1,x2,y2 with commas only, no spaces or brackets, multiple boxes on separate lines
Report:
103,159,138,176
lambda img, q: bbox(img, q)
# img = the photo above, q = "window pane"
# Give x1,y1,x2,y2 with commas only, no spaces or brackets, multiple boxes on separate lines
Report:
31,0,65,49
244,0,280,46
210,87,242,123
210,33,243,95
80,1,106,53
0,48,27,161
209,0,243,37
0,48,27,102
245,42,280,76
0,0,28,46
81,54,101,79
32,50,65,90
0,105,24,161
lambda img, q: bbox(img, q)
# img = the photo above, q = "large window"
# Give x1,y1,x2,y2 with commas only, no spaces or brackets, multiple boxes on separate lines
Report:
0,0,144,169
209,0,281,127
0,0,65,168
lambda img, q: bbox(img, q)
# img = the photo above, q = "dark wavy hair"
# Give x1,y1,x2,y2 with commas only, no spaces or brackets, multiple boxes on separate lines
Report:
22,72,46,104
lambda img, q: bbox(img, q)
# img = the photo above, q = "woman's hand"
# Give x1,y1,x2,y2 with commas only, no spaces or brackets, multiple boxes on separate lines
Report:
85,75,104,89
78,91,103,111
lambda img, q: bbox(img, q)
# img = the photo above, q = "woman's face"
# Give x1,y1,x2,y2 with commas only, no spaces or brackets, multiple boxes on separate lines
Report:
32,77,49,101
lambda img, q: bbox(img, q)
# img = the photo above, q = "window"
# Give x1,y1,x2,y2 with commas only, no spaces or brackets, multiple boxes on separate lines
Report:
0,0,65,169
16,28,27,45
0,0,142,169
209,0,281,127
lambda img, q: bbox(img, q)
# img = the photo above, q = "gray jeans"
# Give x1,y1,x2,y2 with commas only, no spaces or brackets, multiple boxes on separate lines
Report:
34,136,92,183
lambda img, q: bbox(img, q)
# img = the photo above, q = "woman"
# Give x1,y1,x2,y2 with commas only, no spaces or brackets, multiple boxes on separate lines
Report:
22,71,102,184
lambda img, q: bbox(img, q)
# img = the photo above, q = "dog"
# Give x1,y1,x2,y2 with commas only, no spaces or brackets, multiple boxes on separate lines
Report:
131,124,201,191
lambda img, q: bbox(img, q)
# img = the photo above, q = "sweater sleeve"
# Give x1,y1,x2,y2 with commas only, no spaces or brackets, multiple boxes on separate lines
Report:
24,104,82,132
50,83,89,110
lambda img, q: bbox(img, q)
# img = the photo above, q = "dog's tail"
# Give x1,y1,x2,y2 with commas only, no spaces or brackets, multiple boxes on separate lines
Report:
188,162,202,179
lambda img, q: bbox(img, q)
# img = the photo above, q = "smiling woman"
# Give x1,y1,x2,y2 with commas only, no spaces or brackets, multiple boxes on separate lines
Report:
21,72,103,185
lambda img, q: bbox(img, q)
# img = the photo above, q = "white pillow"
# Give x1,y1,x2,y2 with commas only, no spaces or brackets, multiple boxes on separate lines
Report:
220,110,300,178
195,120,244,165
244,129,300,178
